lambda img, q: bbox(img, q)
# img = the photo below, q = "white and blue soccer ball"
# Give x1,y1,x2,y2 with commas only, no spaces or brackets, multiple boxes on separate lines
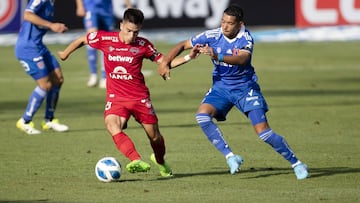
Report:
95,157,122,182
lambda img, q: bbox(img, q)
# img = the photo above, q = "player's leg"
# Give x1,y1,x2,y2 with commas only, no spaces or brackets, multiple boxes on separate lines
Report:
42,54,68,132
248,109,309,180
84,13,99,87
133,98,171,176
195,88,243,174
104,102,149,173
143,123,173,177
98,17,114,89
16,58,51,134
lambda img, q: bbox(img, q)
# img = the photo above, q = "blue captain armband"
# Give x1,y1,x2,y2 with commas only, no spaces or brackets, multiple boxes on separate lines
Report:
217,54,224,62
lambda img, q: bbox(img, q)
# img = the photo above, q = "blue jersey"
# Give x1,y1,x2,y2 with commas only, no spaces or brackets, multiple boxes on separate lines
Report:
190,25,257,91
15,0,55,59
83,0,113,17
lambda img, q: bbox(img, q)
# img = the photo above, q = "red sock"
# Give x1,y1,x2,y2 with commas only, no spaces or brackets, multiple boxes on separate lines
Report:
112,132,141,161
150,135,166,164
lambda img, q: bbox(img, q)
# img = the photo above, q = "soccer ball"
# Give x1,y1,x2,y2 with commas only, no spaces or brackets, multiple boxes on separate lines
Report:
95,157,122,182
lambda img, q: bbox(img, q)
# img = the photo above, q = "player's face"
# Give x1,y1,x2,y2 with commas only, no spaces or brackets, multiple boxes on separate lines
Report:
120,21,142,44
221,13,242,39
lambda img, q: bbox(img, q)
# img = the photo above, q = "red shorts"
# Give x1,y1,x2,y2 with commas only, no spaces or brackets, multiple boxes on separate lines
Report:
104,98,158,124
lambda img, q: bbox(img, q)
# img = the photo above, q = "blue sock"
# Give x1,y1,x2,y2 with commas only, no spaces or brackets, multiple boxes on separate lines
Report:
45,86,60,121
259,128,298,165
196,113,232,157
22,86,47,123
87,46,97,74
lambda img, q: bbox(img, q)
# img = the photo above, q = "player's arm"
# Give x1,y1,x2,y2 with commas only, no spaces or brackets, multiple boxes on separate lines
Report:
157,39,194,80
168,44,201,69
58,35,88,61
75,0,86,17
199,44,251,66
24,11,68,33
124,0,133,8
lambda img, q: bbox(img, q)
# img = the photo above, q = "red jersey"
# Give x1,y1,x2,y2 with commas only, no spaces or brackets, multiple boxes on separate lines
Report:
87,30,163,101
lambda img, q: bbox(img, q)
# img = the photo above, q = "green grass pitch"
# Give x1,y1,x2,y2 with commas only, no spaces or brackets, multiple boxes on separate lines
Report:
0,41,359,202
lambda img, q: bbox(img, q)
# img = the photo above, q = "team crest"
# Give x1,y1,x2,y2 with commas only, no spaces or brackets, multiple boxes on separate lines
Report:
130,47,139,54
37,61,45,69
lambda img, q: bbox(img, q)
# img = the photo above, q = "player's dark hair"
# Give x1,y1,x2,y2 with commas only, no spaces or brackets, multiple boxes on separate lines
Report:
123,8,144,25
224,5,244,22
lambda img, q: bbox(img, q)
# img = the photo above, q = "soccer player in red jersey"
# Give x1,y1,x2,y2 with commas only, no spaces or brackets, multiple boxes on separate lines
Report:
58,8,198,177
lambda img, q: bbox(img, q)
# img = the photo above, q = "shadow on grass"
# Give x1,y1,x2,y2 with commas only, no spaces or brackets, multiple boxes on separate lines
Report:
0,200,51,203
165,166,360,180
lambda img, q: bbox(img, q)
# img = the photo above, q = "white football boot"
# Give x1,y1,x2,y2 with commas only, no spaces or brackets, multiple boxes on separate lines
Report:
16,118,41,135
87,74,98,87
42,119,69,132
99,78,106,89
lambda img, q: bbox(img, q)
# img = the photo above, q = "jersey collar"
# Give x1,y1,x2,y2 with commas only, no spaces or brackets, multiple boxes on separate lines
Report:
221,24,246,42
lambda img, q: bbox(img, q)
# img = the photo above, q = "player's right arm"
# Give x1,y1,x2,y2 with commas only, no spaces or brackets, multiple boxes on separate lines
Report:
24,11,68,33
58,35,88,61
75,0,86,17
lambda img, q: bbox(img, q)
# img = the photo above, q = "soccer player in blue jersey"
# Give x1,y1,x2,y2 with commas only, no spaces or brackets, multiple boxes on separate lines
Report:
75,0,131,88
15,0,69,135
158,5,309,180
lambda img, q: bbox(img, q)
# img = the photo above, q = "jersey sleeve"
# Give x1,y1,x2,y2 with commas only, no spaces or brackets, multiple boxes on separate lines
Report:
141,38,163,62
87,31,104,50
240,31,254,54
190,28,221,47
27,0,45,13
190,31,207,47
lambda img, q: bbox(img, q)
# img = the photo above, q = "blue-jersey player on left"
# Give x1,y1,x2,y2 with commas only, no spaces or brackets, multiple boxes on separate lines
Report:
15,0,69,135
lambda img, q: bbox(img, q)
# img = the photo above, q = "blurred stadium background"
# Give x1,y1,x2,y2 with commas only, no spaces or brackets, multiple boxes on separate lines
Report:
1,0,360,45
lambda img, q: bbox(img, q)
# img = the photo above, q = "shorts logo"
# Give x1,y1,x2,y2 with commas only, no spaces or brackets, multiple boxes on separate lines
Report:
37,61,45,69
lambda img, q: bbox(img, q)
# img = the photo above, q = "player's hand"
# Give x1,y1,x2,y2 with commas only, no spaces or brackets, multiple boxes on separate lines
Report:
190,44,202,59
57,51,68,61
50,23,68,33
199,44,215,58
158,62,171,80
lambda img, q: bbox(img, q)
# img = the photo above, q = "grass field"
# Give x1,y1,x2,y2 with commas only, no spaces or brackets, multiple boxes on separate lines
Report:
0,41,359,203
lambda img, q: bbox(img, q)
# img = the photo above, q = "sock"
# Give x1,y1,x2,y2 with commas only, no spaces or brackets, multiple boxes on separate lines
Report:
22,86,47,123
112,132,141,161
45,86,60,121
87,46,97,74
196,113,232,157
259,128,298,165
150,135,166,164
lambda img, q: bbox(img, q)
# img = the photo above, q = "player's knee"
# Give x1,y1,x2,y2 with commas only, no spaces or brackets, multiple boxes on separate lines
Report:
105,121,122,135
39,82,52,92
196,113,211,125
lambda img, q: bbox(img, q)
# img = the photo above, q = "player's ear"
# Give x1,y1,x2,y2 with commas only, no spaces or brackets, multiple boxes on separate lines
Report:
119,22,123,30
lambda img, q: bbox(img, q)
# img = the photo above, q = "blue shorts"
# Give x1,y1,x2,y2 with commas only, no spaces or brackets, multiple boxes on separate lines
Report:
84,11,114,31
201,84,268,121
18,52,60,80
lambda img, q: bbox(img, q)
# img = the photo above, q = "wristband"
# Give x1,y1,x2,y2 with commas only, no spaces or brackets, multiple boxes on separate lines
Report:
218,54,224,62
184,54,191,62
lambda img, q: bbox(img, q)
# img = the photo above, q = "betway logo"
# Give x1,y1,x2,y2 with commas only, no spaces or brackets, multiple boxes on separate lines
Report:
113,0,230,28
108,54,134,63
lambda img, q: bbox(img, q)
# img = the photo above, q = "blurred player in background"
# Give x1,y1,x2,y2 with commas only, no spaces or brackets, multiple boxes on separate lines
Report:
58,8,198,177
75,0,132,88
15,0,69,135
158,5,309,180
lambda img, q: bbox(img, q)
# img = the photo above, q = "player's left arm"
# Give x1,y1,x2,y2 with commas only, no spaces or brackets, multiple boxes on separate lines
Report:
24,11,68,33
200,44,251,66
